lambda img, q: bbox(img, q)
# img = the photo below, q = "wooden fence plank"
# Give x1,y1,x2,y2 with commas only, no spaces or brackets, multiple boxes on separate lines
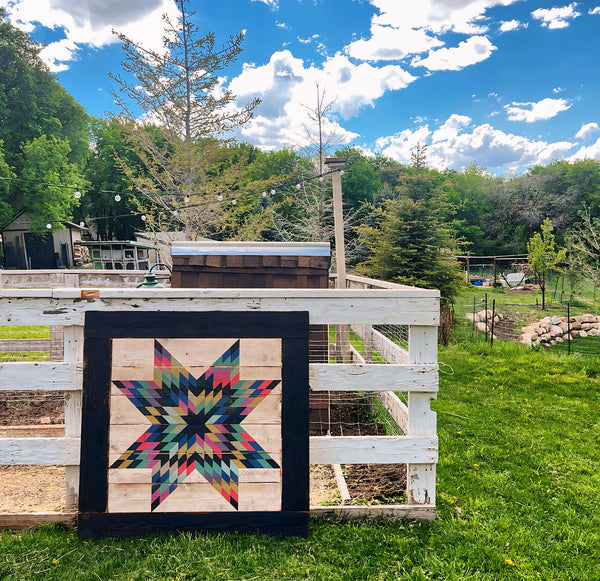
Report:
0,292,439,326
0,512,77,530
63,325,83,510
309,435,437,464
0,437,80,465
310,504,435,520
0,362,80,391
377,391,409,434
309,363,438,392
407,326,438,506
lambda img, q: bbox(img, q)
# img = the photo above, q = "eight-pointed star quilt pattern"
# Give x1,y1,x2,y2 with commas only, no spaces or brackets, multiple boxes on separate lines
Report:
110,340,280,511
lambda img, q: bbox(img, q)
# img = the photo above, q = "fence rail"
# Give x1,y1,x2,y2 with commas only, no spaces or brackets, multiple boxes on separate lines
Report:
0,272,440,527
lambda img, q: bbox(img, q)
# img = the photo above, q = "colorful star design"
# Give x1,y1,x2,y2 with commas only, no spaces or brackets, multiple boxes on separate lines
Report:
111,340,280,511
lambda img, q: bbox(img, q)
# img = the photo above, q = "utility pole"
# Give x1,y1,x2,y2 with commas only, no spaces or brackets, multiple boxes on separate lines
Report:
324,157,348,290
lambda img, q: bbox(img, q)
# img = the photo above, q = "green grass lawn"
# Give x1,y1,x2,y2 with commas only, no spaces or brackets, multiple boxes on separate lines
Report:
1,338,598,580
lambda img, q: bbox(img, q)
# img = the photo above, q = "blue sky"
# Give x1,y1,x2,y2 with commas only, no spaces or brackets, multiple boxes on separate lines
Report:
2,0,600,174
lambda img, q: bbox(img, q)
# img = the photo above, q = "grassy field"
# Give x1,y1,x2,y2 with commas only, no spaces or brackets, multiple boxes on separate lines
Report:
1,335,599,580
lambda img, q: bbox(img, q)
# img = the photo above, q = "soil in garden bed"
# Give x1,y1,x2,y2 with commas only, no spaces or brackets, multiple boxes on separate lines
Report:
0,391,65,426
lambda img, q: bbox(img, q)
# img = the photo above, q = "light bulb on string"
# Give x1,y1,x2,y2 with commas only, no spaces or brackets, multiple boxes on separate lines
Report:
340,170,345,175
262,191,267,197
141,214,147,221
296,183,302,190
184,195,190,203
271,189,276,195
217,195,223,201
79,221,85,228
231,199,237,205
74,191,82,199
46,223,52,229
319,176,324,182
114,194,121,202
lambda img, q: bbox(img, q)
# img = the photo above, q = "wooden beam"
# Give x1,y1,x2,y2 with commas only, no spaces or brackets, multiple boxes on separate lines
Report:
309,363,438,392
0,361,80,391
309,435,437,464
0,437,80,466
0,512,77,530
310,504,435,521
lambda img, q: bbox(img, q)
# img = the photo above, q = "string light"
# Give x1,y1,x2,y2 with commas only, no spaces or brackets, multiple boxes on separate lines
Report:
19,167,346,228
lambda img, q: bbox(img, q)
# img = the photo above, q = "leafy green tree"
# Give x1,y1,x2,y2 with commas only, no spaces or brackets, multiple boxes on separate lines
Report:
0,10,89,232
79,118,144,240
335,146,381,209
527,217,566,310
19,135,85,233
355,195,465,305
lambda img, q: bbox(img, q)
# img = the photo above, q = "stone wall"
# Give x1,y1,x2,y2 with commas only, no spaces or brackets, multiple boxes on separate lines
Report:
520,314,600,347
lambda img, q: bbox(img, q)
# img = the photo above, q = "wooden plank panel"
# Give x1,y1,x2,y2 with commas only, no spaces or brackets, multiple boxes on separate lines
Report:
309,435,437,464
0,361,80,391
109,386,281,425
349,325,409,364
309,363,438,392
0,437,79,466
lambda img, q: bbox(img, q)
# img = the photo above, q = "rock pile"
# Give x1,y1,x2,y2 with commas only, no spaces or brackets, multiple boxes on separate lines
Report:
520,314,600,347
466,310,503,338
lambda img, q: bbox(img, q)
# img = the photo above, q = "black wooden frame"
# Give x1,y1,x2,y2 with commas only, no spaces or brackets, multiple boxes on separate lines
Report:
78,311,310,538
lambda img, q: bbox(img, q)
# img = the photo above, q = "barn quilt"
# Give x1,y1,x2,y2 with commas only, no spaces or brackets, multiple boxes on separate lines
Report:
78,311,309,538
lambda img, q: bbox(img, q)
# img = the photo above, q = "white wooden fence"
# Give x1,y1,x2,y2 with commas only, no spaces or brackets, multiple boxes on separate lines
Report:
0,272,439,527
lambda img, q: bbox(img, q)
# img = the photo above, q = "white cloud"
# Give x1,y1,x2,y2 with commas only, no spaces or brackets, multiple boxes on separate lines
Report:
411,36,496,71
228,50,416,149
575,122,600,141
531,3,581,29
251,0,278,6
1,0,179,71
568,137,600,161
346,23,443,61
590,7,600,15
431,114,471,143
505,98,571,122
499,19,526,32
376,115,576,172
345,0,520,66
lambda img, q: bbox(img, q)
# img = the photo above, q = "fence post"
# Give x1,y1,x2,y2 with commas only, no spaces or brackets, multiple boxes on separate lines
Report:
490,299,496,347
63,325,83,510
406,325,437,505
567,303,571,356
